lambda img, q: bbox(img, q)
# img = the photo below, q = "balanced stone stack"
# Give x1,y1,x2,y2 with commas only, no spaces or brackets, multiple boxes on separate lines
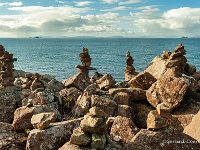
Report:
76,48,96,73
70,106,107,149
62,48,96,91
165,43,187,77
0,45,17,87
124,51,138,81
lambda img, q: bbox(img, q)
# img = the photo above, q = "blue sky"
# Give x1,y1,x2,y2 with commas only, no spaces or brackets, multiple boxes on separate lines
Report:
0,0,199,37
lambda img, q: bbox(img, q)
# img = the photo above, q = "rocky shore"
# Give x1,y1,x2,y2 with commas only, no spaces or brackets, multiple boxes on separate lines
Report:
0,44,200,150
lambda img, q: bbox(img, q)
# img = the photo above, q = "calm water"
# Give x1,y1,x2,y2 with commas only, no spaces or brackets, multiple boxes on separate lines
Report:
1,38,200,81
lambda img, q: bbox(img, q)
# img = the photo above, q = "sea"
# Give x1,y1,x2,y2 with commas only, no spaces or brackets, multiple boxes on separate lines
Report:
1,38,200,82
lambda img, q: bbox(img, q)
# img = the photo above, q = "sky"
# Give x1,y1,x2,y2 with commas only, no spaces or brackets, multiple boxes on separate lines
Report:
0,0,200,38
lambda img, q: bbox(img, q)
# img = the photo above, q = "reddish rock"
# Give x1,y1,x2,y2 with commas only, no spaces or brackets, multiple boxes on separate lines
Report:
26,118,82,150
115,105,132,119
128,72,157,90
156,103,172,119
125,126,200,150
96,74,116,90
113,92,131,105
161,50,172,59
80,115,105,134
70,127,91,146
31,112,57,130
73,92,91,117
0,122,27,150
88,106,108,117
146,76,188,111
145,56,167,79
170,98,200,131
0,92,17,123
59,142,90,150
147,110,170,130
131,101,153,128
109,88,146,101
91,95,117,117
12,105,61,131
184,110,200,141
110,116,140,144
62,72,91,91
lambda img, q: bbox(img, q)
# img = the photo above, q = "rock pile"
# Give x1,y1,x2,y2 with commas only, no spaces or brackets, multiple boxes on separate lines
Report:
124,51,138,81
62,48,96,91
70,107,107,149
0,44,17,87
0,44,200,150
165,43,187,77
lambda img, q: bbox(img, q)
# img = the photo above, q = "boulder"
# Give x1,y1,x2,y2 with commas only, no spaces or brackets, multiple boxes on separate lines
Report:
12,105,61,131
171,98,200,131
113,92,131,105
115,105,132,119
125,126,200,150
0,122,27,150
146,76,188,111
0,92,17,123
144,56,167,79
109,88,146,101
184,110,200,141
110,116,140,144
80,115,105,134
156,103,172,119
59,142,90,150
26,118,82,150
23,89,55,106
31,112,57,130
62,72,91,91
91,95,117,117
128,72,157,90
147,110,170,130
59,87,82,118
90,72,103,83
70,127,91,145
73,93,91,117
131,101,153,128
96,74,116,90
91,134,106,150
88,106,108,117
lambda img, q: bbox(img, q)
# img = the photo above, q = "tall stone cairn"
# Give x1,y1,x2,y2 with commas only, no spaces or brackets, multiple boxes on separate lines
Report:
124,51,137,81
76,47,96,73
165,44,187,77
0,45,17,87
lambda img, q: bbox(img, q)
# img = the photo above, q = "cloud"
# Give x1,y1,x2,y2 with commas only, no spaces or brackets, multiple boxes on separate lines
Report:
101,6,130,11
133,7,200,37
119,0,142,5
0,1,22,7
102,0,120,4
75,1,95,7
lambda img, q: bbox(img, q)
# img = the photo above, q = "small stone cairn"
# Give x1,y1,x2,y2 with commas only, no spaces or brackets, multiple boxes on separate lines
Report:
124,51,138,81
165,43,187,77
76,48,96,73
0,45,17,87
70,106,107,149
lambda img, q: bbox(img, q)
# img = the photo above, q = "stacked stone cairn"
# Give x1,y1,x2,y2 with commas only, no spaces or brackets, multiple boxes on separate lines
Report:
70,106,108,149
0,44,17,87
124,51,138,81
165,43,187,77
62,48,96,91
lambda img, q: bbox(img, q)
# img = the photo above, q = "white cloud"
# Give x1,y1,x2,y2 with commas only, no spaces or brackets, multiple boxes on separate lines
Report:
133,7,200,37
102,0,119,4
101,6,130,11
0,1,22,7
75,1,94,7
119,0,142,5
9,2,23,6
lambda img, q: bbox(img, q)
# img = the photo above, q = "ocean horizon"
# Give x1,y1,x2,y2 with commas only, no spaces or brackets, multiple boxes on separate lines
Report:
1,37,200,82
